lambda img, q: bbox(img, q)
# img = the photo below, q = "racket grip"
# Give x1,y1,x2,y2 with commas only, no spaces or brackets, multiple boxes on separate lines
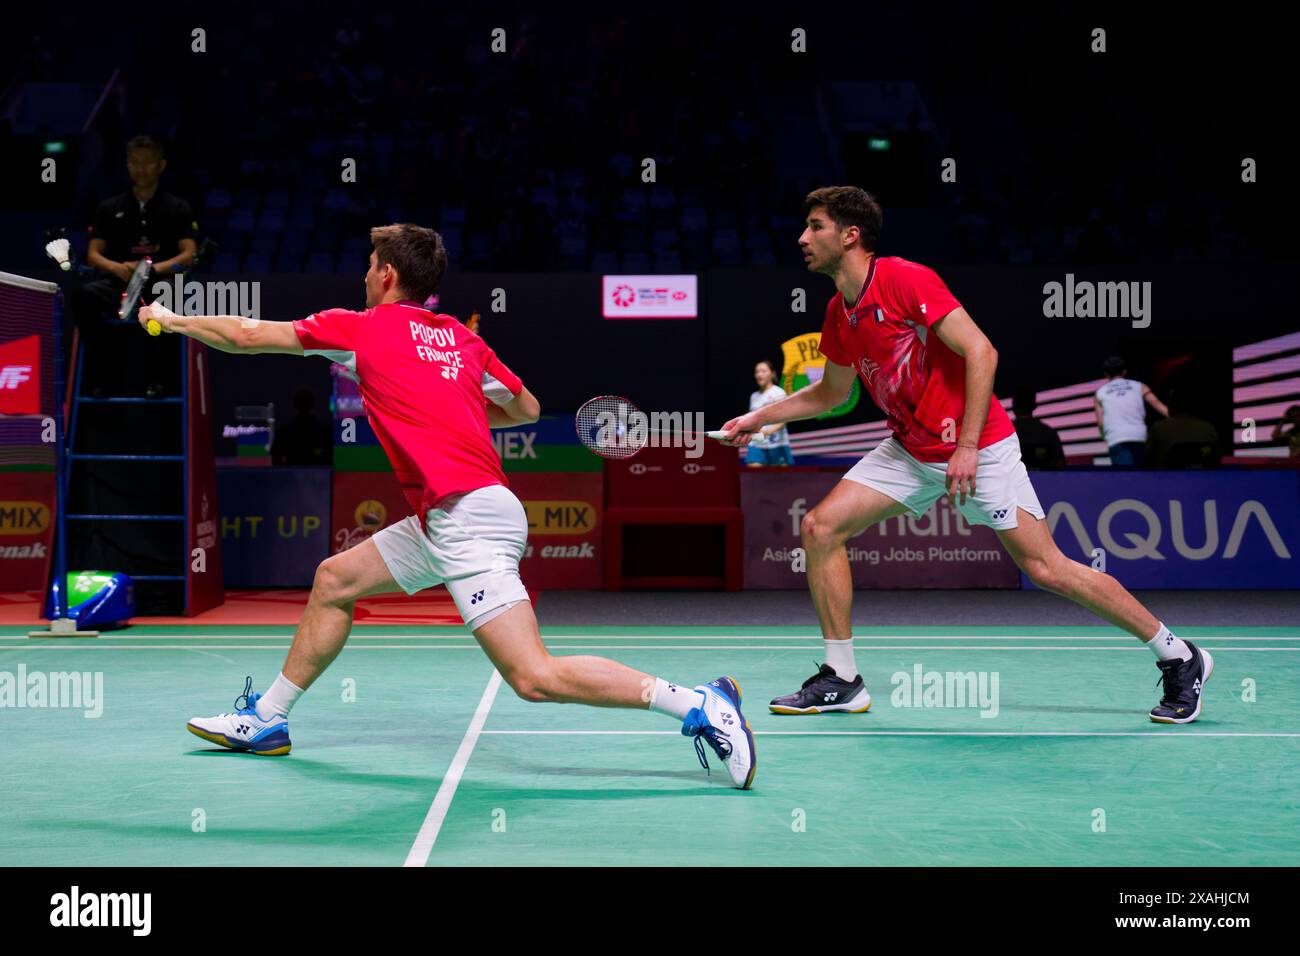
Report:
146,319,162,336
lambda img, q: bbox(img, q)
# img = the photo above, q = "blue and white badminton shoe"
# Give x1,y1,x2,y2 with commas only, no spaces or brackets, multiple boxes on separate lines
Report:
682,676,756,789
187,677,292,756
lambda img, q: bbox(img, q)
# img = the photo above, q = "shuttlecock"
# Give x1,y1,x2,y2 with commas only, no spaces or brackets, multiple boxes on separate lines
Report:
45,238,71,271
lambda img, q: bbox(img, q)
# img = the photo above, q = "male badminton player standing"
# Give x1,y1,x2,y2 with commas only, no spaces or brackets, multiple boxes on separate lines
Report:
139,223,755,788
719,187,1211,725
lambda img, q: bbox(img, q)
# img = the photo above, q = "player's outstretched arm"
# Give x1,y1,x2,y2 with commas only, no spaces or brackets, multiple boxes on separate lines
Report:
718,360,854,445
138,303,303,355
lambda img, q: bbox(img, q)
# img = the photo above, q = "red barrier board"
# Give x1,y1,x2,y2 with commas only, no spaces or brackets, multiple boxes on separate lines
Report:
185,340,225,615
0,471,55,589
508,471,603,589
605,440,738,508
331,470,409,554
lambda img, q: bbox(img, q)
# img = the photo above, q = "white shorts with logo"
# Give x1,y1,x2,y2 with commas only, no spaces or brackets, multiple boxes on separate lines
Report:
843,433,1045,531
371,483,529,630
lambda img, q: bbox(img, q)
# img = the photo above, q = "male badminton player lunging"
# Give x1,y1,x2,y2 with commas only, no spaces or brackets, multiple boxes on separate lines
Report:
139,223,755,788
719,187,1211,725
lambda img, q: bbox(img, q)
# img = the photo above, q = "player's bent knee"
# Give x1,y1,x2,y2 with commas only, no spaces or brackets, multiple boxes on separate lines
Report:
1024,558,1065,594
312,556,359,606
801,510,840,550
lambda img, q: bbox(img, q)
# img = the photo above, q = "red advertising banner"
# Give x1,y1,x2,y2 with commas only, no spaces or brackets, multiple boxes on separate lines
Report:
508,471,603,589
741,470,1020,589
185,340,225,615
0,471,55,588
606,439,738,508
331,470,409,555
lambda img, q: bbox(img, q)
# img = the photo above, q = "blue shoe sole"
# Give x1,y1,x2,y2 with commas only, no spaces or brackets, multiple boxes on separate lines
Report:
187,722,292,756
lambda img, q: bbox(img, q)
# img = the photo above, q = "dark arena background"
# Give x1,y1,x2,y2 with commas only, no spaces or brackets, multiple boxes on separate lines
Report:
0,0,1296,930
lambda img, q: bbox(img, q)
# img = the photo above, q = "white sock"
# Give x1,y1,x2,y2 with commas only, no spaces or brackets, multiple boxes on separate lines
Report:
1147,623,1192,663
649,678,704,721
255,672,305,720
824,638,858,680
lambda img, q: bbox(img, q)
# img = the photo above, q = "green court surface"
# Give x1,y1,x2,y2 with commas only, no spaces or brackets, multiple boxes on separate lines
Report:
2,624,1298,866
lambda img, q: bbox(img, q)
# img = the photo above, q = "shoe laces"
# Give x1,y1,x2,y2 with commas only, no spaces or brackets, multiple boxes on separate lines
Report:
800,661,835,689
229,676,257,716
1154,658,1189,705
683,709,732,775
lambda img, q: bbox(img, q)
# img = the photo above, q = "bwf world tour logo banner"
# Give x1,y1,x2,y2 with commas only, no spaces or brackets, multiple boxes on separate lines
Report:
601,274,698,318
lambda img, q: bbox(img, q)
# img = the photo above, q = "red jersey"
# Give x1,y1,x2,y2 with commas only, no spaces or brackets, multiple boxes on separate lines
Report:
818,256,1013,462
293,300,523,515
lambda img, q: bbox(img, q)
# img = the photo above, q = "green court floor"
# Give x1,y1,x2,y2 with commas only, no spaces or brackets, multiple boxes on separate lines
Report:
2,625,1298,866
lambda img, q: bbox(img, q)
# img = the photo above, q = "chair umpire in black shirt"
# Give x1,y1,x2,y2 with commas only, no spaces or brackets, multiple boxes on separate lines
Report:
68,135,197,396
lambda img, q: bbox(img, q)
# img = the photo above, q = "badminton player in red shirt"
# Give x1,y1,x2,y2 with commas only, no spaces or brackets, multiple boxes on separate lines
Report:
140,224,755,787
719,188,1210,725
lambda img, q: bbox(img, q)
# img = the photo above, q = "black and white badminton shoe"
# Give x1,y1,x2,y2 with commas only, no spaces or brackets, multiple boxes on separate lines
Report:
1150,641,1214,724
769,662,872,715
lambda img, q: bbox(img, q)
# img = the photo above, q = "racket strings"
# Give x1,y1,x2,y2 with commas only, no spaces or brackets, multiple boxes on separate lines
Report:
576,396,647,460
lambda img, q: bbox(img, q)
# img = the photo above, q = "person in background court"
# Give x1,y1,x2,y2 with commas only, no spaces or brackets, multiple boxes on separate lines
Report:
272,389,333,466
67,135,198,396
745,360,794,466
1011,388,1065,469
1094,356,1168,468
1270,405,1300,459
75,135,197,328
1147,388,1220,468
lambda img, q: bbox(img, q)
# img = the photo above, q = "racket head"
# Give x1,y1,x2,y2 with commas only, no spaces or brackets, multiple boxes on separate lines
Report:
575,394,648,460
118,257,152,321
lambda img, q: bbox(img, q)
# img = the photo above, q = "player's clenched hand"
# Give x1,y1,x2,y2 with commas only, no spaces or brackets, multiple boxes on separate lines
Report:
718,414,761,447
138,301,178,333
945,445,978,505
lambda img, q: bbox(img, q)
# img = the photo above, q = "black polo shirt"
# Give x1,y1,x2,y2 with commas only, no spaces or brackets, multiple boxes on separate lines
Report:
89,190,198,263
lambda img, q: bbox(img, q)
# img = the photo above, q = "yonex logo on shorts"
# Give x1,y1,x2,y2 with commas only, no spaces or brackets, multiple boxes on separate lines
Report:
992,509,1008,520
470,590,485,605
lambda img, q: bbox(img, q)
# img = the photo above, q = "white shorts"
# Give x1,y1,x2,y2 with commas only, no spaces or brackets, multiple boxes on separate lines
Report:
843,433,1045,531
371,483,529,630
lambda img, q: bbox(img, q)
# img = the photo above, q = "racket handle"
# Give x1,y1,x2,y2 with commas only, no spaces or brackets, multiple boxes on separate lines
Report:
146,319,162,336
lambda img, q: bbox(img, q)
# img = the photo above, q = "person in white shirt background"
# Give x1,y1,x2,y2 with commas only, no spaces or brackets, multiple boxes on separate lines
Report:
745,360,794,467
1093,355,1169,468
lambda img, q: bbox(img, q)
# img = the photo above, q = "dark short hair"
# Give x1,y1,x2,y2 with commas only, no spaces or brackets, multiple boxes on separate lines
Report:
370,223,448,302
755,359,778,375
126,135,164,158
1102,356,1126,376
1011,388,1037,414
803,186,884,252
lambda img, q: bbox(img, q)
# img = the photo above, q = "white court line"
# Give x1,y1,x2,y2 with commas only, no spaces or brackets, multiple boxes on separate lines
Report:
480,730,1300,738
403,669,502,868
7,633,1299,641
3,644,1300,652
